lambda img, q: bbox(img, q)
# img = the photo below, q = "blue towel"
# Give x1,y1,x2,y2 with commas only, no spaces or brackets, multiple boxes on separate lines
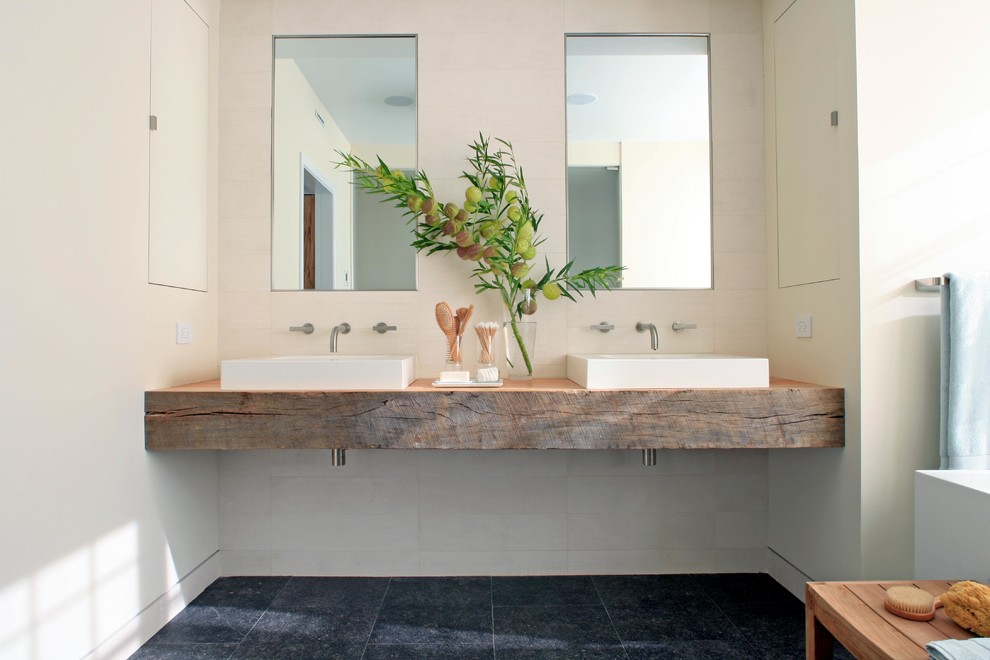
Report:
928,638,990,660
940,271,990,469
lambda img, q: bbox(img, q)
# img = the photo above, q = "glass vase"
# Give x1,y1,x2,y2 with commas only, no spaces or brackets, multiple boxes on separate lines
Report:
503,319,536,380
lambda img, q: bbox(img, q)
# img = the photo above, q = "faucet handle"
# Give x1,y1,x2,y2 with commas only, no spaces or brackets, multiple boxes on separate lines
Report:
373,322,397,334
590,321,614,333
671,322,698,333
289,323,315,334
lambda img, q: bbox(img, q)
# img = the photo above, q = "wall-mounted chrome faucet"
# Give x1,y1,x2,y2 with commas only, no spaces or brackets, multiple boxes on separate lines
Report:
590,321,614,333
636,322,659,351
372,322,397,334
330,322,350,352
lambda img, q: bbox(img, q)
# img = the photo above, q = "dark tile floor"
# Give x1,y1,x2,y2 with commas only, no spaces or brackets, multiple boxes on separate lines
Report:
131,574,854,659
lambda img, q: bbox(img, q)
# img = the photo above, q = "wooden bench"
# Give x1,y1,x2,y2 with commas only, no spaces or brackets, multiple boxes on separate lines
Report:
806,580,974,659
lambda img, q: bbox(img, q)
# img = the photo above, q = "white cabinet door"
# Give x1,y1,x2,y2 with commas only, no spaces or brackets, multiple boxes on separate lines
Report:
774,0,840,288
149,0,208,291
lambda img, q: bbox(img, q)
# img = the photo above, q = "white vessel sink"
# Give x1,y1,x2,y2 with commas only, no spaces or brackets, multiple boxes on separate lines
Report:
567,353,769,389
220,355,415,391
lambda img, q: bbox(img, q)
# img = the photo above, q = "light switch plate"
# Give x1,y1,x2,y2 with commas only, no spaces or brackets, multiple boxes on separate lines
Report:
795,315,812,338
176,322,192,344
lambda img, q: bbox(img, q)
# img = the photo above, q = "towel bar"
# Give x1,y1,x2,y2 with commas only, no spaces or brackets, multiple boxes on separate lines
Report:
915,276,947,292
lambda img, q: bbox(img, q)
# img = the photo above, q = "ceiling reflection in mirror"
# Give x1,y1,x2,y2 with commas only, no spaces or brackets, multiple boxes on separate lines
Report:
272,36,417,291
566,35,712,289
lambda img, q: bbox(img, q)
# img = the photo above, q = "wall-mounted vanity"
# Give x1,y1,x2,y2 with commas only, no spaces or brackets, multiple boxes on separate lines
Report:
145,378,844,458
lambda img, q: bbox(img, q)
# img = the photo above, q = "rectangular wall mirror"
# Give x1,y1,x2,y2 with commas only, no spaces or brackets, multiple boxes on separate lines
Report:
272,35,417,291
566,35,713,289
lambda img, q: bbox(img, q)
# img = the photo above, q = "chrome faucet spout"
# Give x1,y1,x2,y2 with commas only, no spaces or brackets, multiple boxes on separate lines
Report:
636,322,659,351
330,322,351,352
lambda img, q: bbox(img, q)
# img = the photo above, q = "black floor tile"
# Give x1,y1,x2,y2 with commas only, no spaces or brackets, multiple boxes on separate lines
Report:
369,603,494,645
145,603,266,645
268,576,389,613
493,576,602,607
132,573,818,658
693,573,795,605
197,576,290,608
496,648,628,659
493,605,623,653
229,639,365,659
363,643,495,659
129,643,238,660
718,596,804,658
243,608,379,644
608,598,748,645
624,639,757,659
381,577,492,609
594,574,707,610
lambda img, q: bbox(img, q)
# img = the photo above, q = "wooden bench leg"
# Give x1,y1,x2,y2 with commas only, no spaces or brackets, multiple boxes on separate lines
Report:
807,605,835,660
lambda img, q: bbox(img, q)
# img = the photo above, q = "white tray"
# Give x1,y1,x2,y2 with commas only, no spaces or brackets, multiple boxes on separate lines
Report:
431,379,503,388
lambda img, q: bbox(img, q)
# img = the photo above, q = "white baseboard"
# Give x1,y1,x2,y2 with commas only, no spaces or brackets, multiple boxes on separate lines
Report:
767,546,812,603
85,550,220,660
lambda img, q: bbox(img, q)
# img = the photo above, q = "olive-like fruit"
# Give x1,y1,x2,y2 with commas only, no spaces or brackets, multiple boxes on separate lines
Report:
521,246,537,260
455,209,469,223
454,230,474,248
517,298,538,316
421,198,437,214
506,206,522,222
465,244,485,260
542,282,562,300
511,262,530,279
442,220,458,236
505,190,517,203
424,213,440,226
465,186,483,204
443,203,459,219
518,222,534,242
407,195,423,212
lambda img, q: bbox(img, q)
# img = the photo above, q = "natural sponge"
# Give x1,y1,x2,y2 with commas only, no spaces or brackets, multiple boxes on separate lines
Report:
941,581,990,637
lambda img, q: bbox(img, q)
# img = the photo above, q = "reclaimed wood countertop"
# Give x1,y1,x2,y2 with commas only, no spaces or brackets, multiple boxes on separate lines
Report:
145,377,844,451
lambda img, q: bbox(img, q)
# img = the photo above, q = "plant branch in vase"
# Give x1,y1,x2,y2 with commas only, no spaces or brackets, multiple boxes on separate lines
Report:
336,135,623,378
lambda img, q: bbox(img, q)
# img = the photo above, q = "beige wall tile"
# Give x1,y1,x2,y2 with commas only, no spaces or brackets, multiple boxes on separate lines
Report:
421,551,569,575
214,0,771,577
272,550,420,575
564,0,711,33
419,514,568,551
568,512,715,550
221,550,273,576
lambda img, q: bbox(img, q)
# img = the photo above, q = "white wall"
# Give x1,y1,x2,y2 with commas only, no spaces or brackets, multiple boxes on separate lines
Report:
0,0,221,657
218,0,771,576
766,0,990,590
855,0,990,578
763,0,863,590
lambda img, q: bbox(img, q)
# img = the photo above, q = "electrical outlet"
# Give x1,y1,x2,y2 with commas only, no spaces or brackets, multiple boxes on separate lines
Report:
795,315,812,338
176,322,192,345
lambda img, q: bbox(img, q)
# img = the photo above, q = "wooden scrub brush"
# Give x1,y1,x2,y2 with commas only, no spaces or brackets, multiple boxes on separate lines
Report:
883,586,942,621
435,302,460,363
